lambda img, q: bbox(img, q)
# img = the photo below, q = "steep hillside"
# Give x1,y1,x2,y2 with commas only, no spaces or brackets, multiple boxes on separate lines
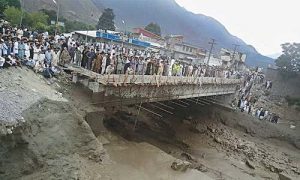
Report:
22,0,103,24
100,0,274,67
22,0,274,67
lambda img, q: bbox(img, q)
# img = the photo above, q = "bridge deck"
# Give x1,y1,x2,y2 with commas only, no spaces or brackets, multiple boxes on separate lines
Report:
67,66,241,104
67,66,242,87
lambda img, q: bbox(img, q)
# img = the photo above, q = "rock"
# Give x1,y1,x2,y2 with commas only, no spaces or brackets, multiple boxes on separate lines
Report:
237,142,247,150
290,125,296,129
0,87,7,91
278,172,295,180
171,159,191,172
266,163,284,173
7,128,13,135
214,137,222,144
188,126,199,133
195,164,208,172
186,116,193,120
207,126,216,133
20,117,25,123
195,124,207,134
246,159,256,169
97,135,110,145
181,152,197,162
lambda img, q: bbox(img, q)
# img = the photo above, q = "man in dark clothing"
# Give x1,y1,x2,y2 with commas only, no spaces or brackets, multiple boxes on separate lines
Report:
248,105,252,114
69,44,76,62
81,47,88,68
271,115,279,124
86,48,96,70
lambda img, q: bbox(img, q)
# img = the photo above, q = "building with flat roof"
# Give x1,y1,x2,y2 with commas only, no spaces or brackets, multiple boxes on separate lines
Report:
131,27,165,48
72,30,150,50
220,48,246,70
165,35,207,64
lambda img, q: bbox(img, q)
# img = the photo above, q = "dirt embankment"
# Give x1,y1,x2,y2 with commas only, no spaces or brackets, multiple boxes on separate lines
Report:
0,68,108,179
0,99,107,179
211,106,300,149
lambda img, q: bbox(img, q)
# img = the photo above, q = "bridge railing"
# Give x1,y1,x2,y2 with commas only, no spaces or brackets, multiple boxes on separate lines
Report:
68,66,242,86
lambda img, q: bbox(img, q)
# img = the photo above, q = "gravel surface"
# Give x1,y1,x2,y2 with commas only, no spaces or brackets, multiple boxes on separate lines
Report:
0,67,66,126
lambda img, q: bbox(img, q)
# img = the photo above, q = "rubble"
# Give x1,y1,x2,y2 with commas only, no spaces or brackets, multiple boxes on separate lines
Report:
207,126,216,133
181,152,197,162
245,159,256,169
214,137,222,144
278,172,296,180
195,124,207,133
171,159,191,172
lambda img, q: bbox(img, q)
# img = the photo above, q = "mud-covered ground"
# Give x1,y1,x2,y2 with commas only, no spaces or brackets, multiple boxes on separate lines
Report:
0,67,299,180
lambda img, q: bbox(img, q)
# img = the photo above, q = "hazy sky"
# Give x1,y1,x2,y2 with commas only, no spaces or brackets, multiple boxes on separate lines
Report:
175,0,300,56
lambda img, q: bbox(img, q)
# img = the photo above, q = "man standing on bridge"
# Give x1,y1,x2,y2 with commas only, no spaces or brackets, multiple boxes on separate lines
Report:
86,48,96,70
92,51,103,73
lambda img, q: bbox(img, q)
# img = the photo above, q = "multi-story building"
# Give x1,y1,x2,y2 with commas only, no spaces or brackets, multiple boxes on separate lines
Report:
220,48,247,70
165,35,207,64
131,28,165,48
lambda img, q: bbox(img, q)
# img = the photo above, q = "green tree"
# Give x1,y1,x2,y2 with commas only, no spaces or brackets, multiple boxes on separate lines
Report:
40,9,57,23
0,0,9,17
96,8,115,31
145,22,161,36
276,43,300,78
27,12,49,30
3,6,22,26
0,0,20,17
65,20,95,32
7,0,21,8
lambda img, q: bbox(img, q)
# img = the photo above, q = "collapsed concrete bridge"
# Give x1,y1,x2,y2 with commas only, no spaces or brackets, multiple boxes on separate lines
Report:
68,66,241,107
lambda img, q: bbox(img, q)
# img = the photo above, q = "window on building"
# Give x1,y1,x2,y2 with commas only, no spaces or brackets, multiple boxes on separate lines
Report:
190,48,193,52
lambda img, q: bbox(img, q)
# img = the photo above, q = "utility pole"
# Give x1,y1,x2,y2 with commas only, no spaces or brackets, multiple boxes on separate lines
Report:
19,0,24,27
207,38,216,66
53,0,59,36
231,44,240,61
231,44,240,70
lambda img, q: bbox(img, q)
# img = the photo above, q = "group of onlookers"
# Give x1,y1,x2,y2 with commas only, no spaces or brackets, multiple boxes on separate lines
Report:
0,22,241,81
78,42,239,79
233,70,279,123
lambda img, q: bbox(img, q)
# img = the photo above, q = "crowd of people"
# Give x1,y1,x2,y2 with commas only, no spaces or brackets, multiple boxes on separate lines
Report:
77,42,239,79
0,22,241,80
233,70,279,123
0,24,65,77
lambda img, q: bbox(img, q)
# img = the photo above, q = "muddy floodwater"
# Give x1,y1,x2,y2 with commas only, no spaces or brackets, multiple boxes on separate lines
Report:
95,104,300,180
103,138,212,180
